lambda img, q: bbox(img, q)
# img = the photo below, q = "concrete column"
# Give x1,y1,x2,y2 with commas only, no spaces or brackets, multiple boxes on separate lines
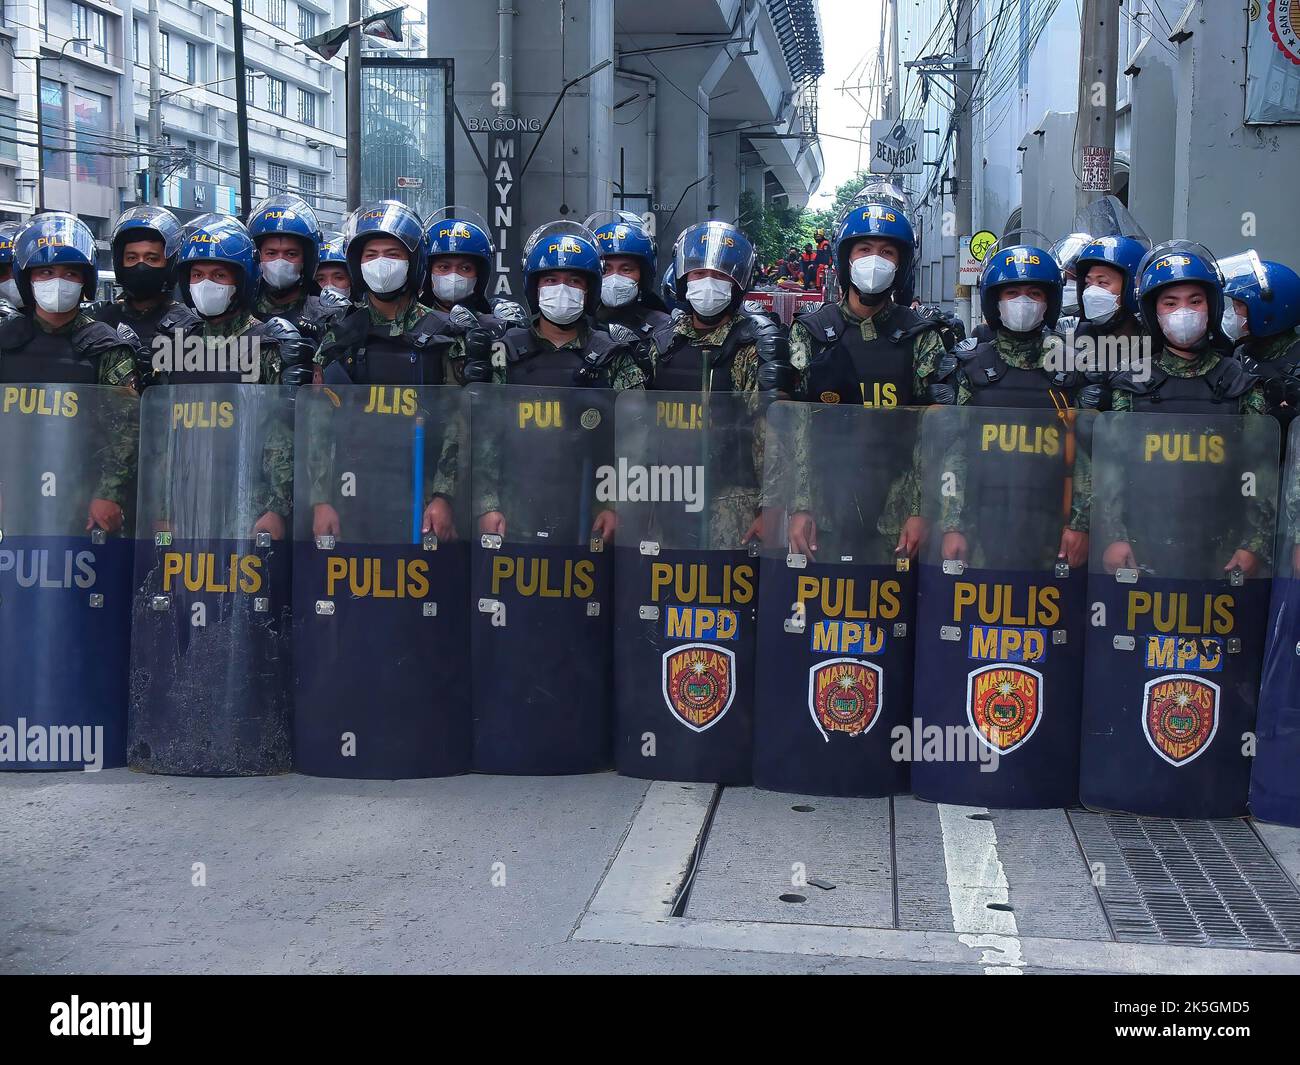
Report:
587,0,614,215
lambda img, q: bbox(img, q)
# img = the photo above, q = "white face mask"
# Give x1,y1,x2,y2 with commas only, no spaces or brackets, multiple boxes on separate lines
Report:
601,273,639,308
0,277,23,307
537,283,587,325
850,254,897,295
32,277,83,314
431,272,473,304
190,278,236,317
1061,280,1078,310
1159,307,1209,348
360,256,409,296
998,294,1046,333
261,258,301,290
1082,285,1120,325
685,276,734,318
1221,307,1247,343
321,284,351,303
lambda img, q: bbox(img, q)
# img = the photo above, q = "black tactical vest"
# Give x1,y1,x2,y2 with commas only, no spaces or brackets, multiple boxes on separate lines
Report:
0,314,120,385
1112,357,1256,416
796,302,929,407
320,307,451,386
650,312,764,393
169,318,275,385
957,334,1083,410
501,325,625,388
596,300,671,343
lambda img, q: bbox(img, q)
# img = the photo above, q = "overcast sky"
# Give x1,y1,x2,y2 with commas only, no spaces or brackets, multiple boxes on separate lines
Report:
811,0,887,208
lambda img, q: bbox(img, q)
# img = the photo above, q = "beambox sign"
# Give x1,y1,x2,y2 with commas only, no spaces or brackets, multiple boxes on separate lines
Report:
869,120,923,176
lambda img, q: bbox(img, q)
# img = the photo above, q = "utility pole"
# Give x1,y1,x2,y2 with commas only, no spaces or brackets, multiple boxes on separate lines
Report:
147,0,162,205
952,0,974,330
1075,0,1120,210
887,0,900,121
232,0,253,214
346,0,362,209
33,53,44,212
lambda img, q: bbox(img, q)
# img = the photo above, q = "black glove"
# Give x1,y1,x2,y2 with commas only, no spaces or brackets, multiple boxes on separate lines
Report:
262,315,316,386
753,321,796,393
490,298,529,328
1264,375,1300,410
463,327,497,383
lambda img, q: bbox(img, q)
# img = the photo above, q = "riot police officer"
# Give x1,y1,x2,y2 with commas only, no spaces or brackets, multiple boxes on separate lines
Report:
314,231,352,302
422,209,494,320
0,213,137,391
589,211,670,340
247,193,323,319
0,220,24,313
171,212,311,385
649,220,793,395
1221,254,1300,422
94,205,200,378
464,220,648,390
1073,235,1150,347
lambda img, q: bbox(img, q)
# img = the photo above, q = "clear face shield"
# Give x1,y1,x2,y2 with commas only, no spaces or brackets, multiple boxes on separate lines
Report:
672,222,754,290
1217,250,1271,300
426,204,493,238
1071,194,1150,245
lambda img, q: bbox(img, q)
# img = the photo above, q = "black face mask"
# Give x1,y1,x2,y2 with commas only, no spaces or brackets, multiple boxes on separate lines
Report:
119,264,170,298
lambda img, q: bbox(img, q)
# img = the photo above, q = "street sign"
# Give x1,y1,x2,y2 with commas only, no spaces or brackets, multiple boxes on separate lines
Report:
970,230,998,262
959,236,981,285
869,119,923,175
1081,145,1113,193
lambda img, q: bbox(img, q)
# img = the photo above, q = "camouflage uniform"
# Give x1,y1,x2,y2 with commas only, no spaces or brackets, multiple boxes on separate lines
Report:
1109,348,1267,415
197,311,287,384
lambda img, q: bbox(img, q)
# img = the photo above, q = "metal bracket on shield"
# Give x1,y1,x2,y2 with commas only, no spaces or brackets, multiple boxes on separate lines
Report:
90,528,106,546
1113,635,1136,651
587,602,601,616
315,600,335,616
640,540,660,556
893,622,908,637
785,600,806,634
895,556,909,572
422,602,437,617
1227,637,1241,654
940,625,960,641
155,532,172,547
1052,629,1067,645
1054,561,1069,579
746,540,760,557
422,533,438,552
151,595,171,612
480,534,502,550
315,535,336,551
88,593,104,609
639,605,660,621
256,532,272,549
1114,568,1138,584
786,552,807,569
253,597,269,613
942,559,965,576
1229,567,1244,587
589,537,603,553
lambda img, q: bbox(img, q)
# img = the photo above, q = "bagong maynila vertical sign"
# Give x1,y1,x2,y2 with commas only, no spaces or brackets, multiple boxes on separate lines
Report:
488,130,524,303
360,57,455,218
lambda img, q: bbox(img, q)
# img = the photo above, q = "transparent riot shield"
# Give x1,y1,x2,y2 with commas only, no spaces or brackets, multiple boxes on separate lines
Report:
292,384,470,778
468,383,615,774
0,384,137,770
911,405,1093,808
612,391,762,784
129,385,297,775
752,401,920,797
1082,412,1279,818
1254,422,1300,825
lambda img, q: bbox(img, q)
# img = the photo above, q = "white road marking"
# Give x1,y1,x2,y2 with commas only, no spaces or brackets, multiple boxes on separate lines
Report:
937,804,1024,973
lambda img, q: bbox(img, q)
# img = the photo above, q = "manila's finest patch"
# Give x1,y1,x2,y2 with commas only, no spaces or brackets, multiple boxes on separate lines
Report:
662,643,736,732
819,391,841,404
808,658,882,741
1143,673,1219,766
966,663,1042,754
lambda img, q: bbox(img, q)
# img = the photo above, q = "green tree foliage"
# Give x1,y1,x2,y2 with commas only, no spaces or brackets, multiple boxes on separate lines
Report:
738,171,881,269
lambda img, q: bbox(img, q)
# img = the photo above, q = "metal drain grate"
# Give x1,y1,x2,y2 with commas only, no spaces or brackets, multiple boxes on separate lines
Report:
1069,812,1300,951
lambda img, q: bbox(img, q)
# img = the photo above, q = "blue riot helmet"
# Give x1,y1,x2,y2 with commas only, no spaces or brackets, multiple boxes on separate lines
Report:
659,260,678,311
1074,236,1149,319
14,212,99,307
423,205,494,305
979,228,1063,331
345,200,427,300
1067,195,1150,322
0,220,24,306
1136,240,1225,343
1221,251,1300,339
177,212,259,314
834,181,916,299
521,220,604,316
586,210,658,295
672,220,756,309
317,232,349,271
247,193,322,290
111,205,184,294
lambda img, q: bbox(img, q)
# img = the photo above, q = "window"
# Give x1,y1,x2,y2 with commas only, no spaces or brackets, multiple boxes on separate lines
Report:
159,30,171,75
73,3,109,64
186,138,198,179
298,170,317,207
268,163,288,194
297,88,315,125
268,76,286,115
39,78,66,180
246,70,258,103
298,6,316,39
243,0,255,13
186,41,198,84
268,0,285,27
0,99,17,163
74,88,112,184
133,19,141,64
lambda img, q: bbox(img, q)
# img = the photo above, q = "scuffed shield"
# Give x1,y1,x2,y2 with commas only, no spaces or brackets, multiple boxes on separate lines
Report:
129,385,297,775
1081,412,1278,817
808,658,882,741
967,663,1042,754
1252,424,1300,826
911,406,1092,808
468,384,614,774
662,643,736,732
1142,673,1218,766
292,385,471,778
613,391,760,784
0,384,138,770
753,401,918,796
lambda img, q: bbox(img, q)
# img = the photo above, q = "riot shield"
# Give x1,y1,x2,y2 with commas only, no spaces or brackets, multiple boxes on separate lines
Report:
292,384,470,778
911,405,1092,808
0,384,137,770
1081,412,1279,818
612,391,761,784
753,401,919,796
129,385,297,775
1253,423,1300,825
468,383,615,774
